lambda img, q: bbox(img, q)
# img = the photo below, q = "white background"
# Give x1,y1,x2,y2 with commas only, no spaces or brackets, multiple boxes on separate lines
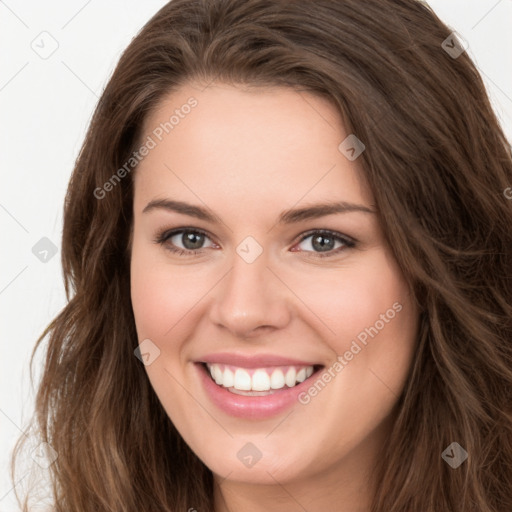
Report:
1,1,511,510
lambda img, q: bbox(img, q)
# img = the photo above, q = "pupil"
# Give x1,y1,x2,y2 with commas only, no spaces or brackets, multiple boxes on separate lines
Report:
183,232,204,250
312,234,334,252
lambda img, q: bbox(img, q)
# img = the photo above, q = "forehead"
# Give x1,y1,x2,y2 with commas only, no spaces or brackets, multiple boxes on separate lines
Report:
133,82,373,212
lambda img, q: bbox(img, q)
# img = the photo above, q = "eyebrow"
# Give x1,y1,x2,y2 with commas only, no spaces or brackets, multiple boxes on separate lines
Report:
142,199,376,224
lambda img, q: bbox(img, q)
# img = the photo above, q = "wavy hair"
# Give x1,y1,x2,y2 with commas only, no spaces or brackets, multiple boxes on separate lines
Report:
11,0,512,510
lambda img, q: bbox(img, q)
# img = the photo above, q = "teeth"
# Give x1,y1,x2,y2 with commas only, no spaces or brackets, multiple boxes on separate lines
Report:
252,370,271,391
213,365,223,385
270,368,285,389
296,368,307,383
234,368,252,390
285,368,296,387
223,367,234,387
205,363,316,392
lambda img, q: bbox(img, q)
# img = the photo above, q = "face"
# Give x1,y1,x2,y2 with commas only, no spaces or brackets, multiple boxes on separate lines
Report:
130,82,419,489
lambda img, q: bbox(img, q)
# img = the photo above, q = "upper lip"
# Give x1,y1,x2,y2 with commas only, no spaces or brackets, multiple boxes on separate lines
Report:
197,352,322,368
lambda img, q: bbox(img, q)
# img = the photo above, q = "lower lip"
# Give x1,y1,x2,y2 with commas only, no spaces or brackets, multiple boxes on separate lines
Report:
195,363,321,420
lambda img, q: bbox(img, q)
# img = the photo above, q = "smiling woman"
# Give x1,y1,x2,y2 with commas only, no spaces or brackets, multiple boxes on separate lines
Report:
129,86,419,501
10,0,512,511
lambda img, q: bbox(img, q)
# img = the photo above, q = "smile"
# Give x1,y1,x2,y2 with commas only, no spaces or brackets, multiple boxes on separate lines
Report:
206,363,315,394
196,359,324,419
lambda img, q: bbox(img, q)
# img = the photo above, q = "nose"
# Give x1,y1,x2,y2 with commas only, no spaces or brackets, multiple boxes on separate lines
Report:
208,249,292,339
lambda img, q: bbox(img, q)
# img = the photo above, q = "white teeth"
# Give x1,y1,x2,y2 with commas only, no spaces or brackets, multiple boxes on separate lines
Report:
270,369,285,389
213,365,223,385
251,370,271,391
296,368,307,383
233,368,252,390
205,363,316,392
285,368,296,387
223,367,234,388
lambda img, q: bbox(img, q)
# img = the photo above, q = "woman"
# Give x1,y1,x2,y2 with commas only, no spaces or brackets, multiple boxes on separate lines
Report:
11,0,512,510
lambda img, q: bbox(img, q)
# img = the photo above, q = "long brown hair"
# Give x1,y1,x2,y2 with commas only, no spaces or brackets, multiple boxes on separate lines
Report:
11,0,512,510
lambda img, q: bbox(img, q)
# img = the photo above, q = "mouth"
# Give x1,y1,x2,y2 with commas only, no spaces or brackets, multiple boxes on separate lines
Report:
201,362,324,396
195,360,325,419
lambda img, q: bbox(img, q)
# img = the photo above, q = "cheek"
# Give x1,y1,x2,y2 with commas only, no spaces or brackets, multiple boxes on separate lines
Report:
129,244,199,410
130,241,205,340
130,258,174,339
292,250,413,346
323,249,418,391
339,271,409,345
291,248,419,400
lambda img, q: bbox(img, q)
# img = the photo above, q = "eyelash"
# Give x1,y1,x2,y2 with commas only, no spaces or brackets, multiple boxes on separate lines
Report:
154,227,356,259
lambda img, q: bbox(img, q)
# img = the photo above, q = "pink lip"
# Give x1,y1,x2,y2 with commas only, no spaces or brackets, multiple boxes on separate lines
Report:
195,362,322,420
198,352,320,368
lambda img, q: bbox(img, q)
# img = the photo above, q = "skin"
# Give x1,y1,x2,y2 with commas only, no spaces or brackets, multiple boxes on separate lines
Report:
130,82,420,512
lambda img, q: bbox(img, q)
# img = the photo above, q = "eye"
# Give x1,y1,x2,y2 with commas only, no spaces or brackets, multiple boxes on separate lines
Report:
154,228,217,256
154,227,356,258
292,230,355,258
